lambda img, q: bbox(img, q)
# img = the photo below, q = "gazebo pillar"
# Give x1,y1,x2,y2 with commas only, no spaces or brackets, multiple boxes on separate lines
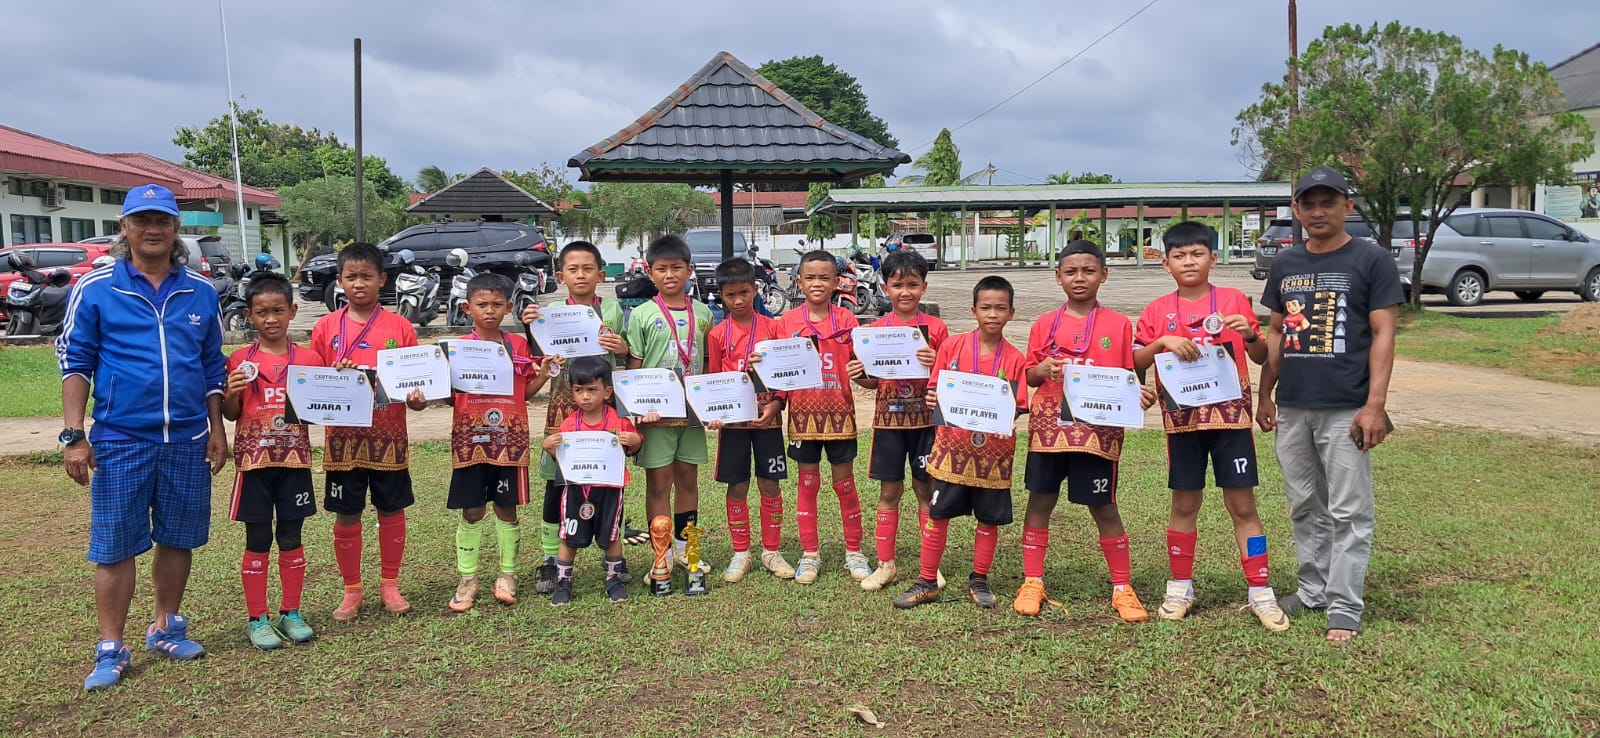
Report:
1048,203,1057,264
1220,199,1231,265
1136,200,1146,266
719,170,736,259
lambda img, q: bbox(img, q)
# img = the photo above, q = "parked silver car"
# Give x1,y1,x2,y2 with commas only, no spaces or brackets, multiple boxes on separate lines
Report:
1392,208,1600,306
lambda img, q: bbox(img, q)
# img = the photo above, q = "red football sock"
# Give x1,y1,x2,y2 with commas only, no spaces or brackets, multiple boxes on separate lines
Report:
278,547,307,613
834,478,864,553
241,551,269,619
726,499,751,553
973,524,998,576
1100,534,1132,587
796,470,820,552
1167,528,1198,581
919,517,949,582
759,495,784,552
1242,552,1270,588
918,507,929,534
1021,526,1049,579
332,521,363,587
378,511,407,581
875,508,900,562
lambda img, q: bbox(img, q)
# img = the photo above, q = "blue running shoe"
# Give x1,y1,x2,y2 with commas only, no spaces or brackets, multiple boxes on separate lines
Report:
275,610,314,643
146,614,206,660
84,640,129,691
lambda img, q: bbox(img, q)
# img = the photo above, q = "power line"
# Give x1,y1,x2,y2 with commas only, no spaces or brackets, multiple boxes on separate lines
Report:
905,0,1163,154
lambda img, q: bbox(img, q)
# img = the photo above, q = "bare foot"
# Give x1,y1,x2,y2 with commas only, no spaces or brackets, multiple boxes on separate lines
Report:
1326,628,1358,643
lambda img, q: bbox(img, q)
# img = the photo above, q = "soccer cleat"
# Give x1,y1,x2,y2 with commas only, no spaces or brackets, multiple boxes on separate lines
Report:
605,576,629,603
1157,580,1196,621
276,610,314,643
1013,577,1050,617
332,586,364,622
794,554,822,585
761,550,796,579
247,615,283,651
1245,587,1292,632
723,551,754,583
551,578,574,606
83,640,129,691
843,551,874,582
1111,586,1149,623
967,574,997,609
534,557,559,594
146,614,205,660
379,581,412,616
893,580,941,609
494,572,518,605
449,576,478,613
859,559,898,591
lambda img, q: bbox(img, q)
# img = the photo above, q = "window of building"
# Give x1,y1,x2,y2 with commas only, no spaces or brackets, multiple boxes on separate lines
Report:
9,215,52,245
101,188,128,205
63,185,93,202
102,220,121,237
247,207,254,220
7,180,48,198
60,218,95,242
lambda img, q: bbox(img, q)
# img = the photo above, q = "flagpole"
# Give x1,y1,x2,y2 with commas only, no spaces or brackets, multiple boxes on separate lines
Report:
218,0,252,262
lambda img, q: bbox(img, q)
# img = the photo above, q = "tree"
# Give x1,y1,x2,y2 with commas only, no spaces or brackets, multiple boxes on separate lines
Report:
502,162,577,210
588,183,714,252
901,129,962,262
311,144,406,200
757,55,898,150
1045,171,1119,185
415,165,459,194
278,176,405,251
174,105,407,200
1234,22,1593,309
805,183,837,245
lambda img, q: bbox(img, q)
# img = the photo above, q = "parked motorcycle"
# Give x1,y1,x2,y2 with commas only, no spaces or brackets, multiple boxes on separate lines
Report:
846,246,889,316
745,244,785,316
220,254,283,333
444,248,475,328
509,251,543,322
4,251,81,337
392,248,441,326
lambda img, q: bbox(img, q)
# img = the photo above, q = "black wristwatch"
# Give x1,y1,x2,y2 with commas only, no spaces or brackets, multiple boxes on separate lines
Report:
1244,334,1259,344
59,428,87,446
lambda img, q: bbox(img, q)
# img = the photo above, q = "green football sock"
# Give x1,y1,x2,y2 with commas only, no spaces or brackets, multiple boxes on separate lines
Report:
541,521,561,559
496,519,521,574
456,518,484,576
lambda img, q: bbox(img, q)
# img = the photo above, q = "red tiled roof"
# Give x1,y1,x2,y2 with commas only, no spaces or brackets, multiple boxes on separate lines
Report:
0,125,181,190
408,192,427,206
104,153,281,207
710,190,809,210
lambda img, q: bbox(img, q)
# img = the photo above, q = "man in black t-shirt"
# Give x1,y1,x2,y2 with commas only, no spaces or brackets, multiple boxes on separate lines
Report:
1258,166,1404,643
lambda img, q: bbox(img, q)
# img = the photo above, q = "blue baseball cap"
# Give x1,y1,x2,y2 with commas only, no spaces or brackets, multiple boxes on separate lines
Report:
122,184,180,217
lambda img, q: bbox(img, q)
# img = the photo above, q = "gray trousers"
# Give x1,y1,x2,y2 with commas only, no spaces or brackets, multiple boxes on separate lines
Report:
1274,406,1375,632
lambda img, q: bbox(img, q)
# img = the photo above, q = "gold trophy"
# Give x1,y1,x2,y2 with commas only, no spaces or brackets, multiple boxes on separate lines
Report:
649,515,674,597
683,521,709,596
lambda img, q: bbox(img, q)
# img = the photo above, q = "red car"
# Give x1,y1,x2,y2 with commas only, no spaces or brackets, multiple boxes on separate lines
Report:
0,242,115,323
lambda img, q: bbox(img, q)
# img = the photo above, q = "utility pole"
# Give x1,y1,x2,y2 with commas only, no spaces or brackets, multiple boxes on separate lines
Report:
354,38,365,243
1288,0,1304,249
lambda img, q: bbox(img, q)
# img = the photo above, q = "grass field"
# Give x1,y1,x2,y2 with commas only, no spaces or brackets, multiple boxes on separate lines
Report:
0,344,61,417
1396,311,1600,385
2,428,1597,737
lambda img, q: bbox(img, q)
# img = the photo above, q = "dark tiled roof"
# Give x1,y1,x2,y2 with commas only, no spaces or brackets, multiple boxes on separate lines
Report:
406,167,556,215
569,51,909,183
1553,42,1600,112
689,205,785,228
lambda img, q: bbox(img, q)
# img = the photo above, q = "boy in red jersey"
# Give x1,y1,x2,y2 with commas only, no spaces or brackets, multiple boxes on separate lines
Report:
1133,222,1287,631
772,251,869,584
446,273,551,612
848,249,948,592
222,272,318,649
308,243,428,622
892,276,1026,610
1017,240,1153,622
705,258,795,582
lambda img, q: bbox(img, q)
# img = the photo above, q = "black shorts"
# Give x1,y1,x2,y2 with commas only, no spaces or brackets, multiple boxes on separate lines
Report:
929,480,1013,526
230,468,316,524
1023,452,1119,507
447,464,530,510
560,485,624,550
324,468,415,515
1166,428,1260,491
868,427,935,483
787,438,858,465
715,427,788,484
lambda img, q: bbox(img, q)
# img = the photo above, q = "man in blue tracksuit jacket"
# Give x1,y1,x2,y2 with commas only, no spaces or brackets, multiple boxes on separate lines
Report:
57,184,230,691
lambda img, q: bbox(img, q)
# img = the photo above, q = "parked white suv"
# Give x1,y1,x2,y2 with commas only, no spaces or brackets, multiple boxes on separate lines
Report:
1392,208,1600,306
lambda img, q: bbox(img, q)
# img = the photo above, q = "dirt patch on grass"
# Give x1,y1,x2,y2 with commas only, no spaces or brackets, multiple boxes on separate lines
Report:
1544,303,1600,337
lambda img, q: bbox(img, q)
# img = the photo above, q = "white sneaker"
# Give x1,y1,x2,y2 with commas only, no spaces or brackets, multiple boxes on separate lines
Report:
1157,580,1195,621
1244,587,1291,632
843,551,874,582
794,553,822,584
761,550,796,579
674,553,712,575
722,551,753,583
859,559,898,591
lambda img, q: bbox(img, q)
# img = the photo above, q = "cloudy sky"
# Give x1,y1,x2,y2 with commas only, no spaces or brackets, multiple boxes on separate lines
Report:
9,1,1598,188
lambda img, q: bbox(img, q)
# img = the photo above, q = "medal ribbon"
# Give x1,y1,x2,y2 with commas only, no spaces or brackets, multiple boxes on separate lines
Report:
968,331,1002,376
243,342,297,386
1171,288,1219,332
1045,303,1099,357
802,305,840,341
335,306,384,363
653,296,695,372
724,317,759,371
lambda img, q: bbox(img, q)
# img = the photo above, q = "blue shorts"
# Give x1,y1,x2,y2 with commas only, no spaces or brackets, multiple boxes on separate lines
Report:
88,440,212,564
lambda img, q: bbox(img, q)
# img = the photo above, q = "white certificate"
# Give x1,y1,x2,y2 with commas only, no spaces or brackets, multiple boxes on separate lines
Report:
555,430,626,487
684,371,760,425
527,304,606,358
752,337,824,391
612,368,687,418
1154,347,1243,408
934,370,1017,436
1062,366,1145,429
444,340,515,396
285,366,374,427
852,326,930,380
375,345,452,401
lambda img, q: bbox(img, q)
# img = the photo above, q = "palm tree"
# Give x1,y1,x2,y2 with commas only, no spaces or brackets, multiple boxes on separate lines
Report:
414,165,458,194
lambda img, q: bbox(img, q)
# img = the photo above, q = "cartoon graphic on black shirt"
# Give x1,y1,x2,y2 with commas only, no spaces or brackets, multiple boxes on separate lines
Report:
1282,298,1308,351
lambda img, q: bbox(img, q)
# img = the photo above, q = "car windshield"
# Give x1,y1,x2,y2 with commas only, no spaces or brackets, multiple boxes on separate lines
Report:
684,231,746,256
902,234,936,245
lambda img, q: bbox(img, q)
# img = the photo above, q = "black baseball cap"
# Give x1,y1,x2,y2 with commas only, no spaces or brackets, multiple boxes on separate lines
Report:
1293,165,1350,201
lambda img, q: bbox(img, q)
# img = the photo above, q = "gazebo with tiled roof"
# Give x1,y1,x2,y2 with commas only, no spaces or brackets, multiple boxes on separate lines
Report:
407,167,557,222
569,51,908,258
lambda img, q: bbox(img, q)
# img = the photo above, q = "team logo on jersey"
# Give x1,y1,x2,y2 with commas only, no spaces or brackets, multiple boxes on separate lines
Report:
676,318,688,327
386,338,398,349
898,383,915,398
486,409,503,427
272,415,287,430
654,318,666,329
1100,337,1112,349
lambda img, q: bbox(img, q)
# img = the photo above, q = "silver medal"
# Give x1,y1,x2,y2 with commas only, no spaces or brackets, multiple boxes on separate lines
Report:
238,361,259,382
578,502,596,520
1202,313,1225,336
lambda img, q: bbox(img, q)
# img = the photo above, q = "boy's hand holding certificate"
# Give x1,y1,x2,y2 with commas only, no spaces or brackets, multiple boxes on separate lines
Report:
684,371,759,425
752,337,824,391
1153,346,1242,408
554,431,626,487
444,339,514,396
527,304,606,358
1061,366,1145,429
934,370,1016,436
612,368,687,418
376,345,451,401
285,366,374,427
852,327,930,379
